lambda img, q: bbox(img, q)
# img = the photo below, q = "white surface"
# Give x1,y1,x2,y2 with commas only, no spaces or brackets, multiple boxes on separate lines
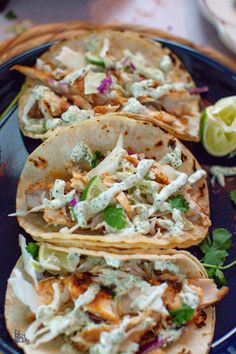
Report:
0,0,235,59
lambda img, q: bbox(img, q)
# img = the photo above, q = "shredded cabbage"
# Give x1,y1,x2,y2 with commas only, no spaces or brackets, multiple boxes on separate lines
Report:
56,46,85,70
19,234,39,286
8,269,42,313
88,133,124,178
84,72,106,94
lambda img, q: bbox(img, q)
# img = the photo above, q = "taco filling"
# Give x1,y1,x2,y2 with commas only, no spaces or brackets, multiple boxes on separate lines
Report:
6,236,227,353
13,31,200,140
15,134,209,238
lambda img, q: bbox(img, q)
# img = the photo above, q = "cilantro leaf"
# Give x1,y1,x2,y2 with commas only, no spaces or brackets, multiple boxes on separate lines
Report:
200,234,211,254
26,242,39,260
214,269,227,287
206,267,216,278
200,228,233,286
4,10,17,20
169,304,194,327
230,189,236,206
103,207,126,229
111,290,116,299
203,248,228,266
169,194,190,213
212,228,232,250
91,151,103,168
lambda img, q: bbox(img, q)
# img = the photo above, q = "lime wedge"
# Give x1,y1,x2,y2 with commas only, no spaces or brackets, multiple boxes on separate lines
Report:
210,96,236,126
85,52,105,67
38,244,80,272
201,96,236,156
81,175,107,201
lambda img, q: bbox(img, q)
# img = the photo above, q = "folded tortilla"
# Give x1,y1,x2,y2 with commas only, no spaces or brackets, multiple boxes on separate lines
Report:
14,30,201,141
5,242,219,354
15,114,210,251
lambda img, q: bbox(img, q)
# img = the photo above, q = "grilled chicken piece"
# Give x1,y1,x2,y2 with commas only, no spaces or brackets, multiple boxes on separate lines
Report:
84,290,120,323
102,173,117,187
93,105,120,114
28,101,44,118
71,171,88,192
116,192,133,219
38,278,65,304
80,325,112,343
12,65,84,97
67,275,119,323
155,171,170,185
71,95,92,110
163,284,181,311
43,207,73,227
189,278,229,307
159,91,198,116
124,155,139,167
41,92,69,117
12,65,54,82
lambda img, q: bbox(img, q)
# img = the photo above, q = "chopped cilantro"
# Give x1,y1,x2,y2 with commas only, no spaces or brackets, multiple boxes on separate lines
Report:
169,194,190,213
26,242,39,260
169,304,194,327
111,290,116,299
91,151,103,168
230,189,236,206
103,207,126,229
4,10,17,20
200,228,234,286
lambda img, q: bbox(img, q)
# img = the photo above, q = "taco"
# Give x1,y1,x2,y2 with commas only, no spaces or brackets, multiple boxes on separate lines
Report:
13,30,201,141
13,114,210,251
5,236,227,354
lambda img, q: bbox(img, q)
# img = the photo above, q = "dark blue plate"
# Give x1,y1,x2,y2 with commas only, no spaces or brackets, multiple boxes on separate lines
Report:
0,39,235,354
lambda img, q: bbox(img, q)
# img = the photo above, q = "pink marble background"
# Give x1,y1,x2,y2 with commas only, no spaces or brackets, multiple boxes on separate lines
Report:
0,0,234,59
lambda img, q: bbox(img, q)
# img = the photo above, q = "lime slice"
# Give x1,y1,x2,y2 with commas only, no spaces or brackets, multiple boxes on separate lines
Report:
38,244,80,272
201,97,236,156
32,260,44,272
81,175,107,201
210,96,236,126
85,52,105,67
